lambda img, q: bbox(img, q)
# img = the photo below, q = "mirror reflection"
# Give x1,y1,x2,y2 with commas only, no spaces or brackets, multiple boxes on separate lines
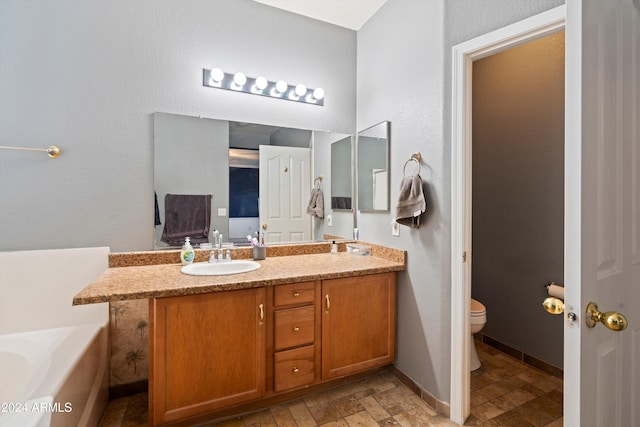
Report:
330,136,353,211
357,121,390,211
153,112,355,249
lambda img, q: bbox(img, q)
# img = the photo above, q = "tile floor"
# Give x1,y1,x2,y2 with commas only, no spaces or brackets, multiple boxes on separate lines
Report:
99,342,562,427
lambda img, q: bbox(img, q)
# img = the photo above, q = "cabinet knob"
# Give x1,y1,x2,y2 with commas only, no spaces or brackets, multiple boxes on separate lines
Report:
293,291,300,297
292,367,299,373
293,326,300,332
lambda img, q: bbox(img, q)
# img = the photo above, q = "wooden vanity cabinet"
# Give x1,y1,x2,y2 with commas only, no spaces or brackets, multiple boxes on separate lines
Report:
148,272,396,425
321,272,397,380
149,288,266,426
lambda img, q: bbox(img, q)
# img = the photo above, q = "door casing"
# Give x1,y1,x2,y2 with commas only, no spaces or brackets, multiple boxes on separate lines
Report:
449,6,566,424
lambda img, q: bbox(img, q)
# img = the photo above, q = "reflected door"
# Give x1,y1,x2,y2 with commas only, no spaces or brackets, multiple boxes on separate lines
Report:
259,146,311,243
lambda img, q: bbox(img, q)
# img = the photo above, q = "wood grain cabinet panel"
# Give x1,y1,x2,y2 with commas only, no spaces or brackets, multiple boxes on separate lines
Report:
274,281,315,307
321,272,397,380
149,288,266,425
274,305,315,350
274,345,315,392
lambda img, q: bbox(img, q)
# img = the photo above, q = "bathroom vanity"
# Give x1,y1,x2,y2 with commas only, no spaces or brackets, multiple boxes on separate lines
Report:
73,244,405,426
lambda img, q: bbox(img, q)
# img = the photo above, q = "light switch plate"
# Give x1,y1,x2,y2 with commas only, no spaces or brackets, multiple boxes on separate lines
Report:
391,220,400,236
218,208,227,217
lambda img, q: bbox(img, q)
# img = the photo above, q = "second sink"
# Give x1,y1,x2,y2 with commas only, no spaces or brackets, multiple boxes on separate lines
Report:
181,260,261,276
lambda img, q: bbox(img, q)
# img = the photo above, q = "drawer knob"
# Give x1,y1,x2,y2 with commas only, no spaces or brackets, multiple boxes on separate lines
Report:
292,367,299,373
293,326,300,332
293,291,300,297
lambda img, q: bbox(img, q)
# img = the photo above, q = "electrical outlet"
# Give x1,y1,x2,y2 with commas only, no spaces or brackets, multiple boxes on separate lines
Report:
391,220,400,236
218,208,227,217
327,215,332,226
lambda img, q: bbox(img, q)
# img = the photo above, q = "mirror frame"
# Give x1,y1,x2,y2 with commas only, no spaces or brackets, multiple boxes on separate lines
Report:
356,121,390,212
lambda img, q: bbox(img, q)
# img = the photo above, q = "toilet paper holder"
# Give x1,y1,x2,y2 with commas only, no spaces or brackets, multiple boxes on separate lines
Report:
543,281,566,315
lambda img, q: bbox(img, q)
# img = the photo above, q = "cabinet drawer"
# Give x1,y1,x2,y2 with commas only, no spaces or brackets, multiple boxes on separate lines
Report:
274,306,315,350
274,345,315,392
274,282,315,307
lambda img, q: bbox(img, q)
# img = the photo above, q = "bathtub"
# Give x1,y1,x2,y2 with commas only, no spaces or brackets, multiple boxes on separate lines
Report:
0,247,110,427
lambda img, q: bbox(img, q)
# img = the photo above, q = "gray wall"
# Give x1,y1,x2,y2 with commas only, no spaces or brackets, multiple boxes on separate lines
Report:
472,32,565,368
0,0,355,252
356,0,564,401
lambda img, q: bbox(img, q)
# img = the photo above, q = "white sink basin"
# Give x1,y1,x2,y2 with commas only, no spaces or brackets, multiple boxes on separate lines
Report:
181,260,261,276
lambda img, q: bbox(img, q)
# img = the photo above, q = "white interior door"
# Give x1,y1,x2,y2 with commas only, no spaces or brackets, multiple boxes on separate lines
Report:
564,0,640,425
259,145,311,243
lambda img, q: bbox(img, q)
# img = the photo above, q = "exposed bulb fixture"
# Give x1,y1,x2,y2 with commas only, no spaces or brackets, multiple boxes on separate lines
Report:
295,84,307,97
275,80,288,94
210,68,224,83
255,76,268,90
202,68,324,106
233,72,247,86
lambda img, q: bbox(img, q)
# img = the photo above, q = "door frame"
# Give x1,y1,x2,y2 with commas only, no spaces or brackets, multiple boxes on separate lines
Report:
449,6,566,424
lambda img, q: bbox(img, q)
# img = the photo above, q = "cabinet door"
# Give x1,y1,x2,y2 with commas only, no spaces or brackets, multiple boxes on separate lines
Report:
321,272,396,380
150,288,266,425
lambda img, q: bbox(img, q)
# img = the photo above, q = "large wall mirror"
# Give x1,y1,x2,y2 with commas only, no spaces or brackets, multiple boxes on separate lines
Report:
357,121,390,211
153,112,354,249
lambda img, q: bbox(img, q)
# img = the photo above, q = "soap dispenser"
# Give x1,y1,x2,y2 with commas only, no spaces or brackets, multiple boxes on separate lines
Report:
181,237,195,265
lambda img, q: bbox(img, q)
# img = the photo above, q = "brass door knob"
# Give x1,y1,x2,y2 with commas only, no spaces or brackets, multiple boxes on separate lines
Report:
585,302,628,331
543,297,565,314
262,223,267,230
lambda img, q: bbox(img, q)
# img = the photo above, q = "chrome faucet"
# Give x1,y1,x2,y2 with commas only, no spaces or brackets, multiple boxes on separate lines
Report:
208,234,231,263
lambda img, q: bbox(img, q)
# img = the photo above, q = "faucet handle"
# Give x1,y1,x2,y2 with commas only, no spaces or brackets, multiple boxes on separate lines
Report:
209,249,217,262
226,249,232,261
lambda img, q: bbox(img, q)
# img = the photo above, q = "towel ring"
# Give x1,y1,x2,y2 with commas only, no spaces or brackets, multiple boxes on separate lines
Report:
403,153,421,176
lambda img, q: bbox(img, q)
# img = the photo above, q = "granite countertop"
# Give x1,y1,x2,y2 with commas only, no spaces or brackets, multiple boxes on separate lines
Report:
73,252,405,305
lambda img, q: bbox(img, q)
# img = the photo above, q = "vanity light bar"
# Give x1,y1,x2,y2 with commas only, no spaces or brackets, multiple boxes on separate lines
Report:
203,68,324,106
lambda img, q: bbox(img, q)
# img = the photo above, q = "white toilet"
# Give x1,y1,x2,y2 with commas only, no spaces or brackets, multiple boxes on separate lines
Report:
470,298,487,371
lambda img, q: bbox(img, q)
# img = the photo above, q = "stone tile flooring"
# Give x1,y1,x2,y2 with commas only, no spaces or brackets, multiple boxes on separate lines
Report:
99,341,562,426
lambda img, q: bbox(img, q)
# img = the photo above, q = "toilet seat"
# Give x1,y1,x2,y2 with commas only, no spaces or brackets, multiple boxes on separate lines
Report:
471,298,486,315
470,298,486,325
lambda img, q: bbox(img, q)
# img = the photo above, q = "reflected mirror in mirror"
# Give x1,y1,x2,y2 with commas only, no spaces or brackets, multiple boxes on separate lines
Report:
357,121,390,211
330,136,353,211
153,112,355,250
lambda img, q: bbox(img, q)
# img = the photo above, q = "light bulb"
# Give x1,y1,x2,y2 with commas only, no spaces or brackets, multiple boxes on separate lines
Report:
295,84,307,97
313,88,325,100
210,68,224,82
255,76,268,90
233,72,247,86
275,80,288,93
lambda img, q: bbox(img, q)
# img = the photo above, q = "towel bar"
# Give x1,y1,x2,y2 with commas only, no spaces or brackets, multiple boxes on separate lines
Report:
0,145,61,158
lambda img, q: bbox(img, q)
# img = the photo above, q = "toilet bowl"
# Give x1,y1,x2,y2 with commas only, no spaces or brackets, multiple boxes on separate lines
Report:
470,298,487,371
